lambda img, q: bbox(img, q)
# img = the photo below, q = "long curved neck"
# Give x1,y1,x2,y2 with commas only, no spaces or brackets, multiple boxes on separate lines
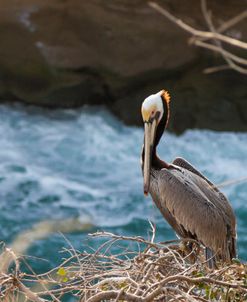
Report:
153,104,167,152
152,111,169,169
142,97,170,170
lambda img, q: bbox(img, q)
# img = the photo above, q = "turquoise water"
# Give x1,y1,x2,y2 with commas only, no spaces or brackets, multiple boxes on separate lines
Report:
0,104,246,273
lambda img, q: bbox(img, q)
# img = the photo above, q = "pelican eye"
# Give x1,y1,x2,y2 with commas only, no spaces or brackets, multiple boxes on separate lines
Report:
154,111,161,120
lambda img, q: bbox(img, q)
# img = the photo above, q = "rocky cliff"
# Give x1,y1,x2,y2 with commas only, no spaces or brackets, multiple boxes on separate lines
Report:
0,0,246,132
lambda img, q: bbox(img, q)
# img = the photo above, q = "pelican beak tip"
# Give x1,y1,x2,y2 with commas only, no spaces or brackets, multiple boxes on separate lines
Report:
144,185,149,196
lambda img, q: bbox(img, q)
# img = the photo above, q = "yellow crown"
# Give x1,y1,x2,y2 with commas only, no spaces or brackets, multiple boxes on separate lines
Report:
162,90,171,104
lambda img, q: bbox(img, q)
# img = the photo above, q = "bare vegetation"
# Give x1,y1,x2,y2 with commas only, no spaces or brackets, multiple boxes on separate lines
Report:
149,0,247,74
1,229,247,302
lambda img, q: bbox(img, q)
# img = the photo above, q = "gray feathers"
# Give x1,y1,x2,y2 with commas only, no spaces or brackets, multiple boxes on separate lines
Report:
149,157,237,262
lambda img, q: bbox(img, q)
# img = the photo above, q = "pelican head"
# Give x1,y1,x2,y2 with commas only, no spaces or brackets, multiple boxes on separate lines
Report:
141,90,170,195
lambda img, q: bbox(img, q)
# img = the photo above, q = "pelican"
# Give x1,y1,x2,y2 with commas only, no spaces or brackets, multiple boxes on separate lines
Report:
141,90,237,266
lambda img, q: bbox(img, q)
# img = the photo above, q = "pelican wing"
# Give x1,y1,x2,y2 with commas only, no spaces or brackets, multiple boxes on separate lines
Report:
173,157,221,193
172,157,236,225
157,167,234,259
171,157,236,258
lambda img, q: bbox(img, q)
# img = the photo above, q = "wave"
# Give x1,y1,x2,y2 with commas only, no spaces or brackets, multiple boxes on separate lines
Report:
0,104,246,259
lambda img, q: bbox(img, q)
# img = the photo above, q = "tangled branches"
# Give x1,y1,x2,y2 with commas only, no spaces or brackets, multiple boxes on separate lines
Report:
1,231,247,301
149,1,247,74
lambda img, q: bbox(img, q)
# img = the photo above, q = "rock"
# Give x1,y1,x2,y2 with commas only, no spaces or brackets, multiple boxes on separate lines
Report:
0,0,246,132
111,62,247,133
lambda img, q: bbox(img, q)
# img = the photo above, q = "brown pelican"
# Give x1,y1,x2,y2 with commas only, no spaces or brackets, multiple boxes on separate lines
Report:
141,90,237,266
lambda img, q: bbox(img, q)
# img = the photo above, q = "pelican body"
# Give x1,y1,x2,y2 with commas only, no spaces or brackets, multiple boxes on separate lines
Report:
141,90,237,265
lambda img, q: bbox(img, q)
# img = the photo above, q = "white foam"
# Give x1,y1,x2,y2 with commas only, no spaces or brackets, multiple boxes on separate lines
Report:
0,104,246,255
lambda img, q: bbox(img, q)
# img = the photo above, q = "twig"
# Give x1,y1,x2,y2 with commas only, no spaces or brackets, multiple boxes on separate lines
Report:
86,290,143,302
148,1,247,74
216,11,247,35
1,230,246,301
148,2,247,49
17,280,46,302
217,176,247,188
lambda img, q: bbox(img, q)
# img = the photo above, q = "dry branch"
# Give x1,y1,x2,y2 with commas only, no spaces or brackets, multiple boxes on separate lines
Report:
1,231,247,301
148,1,247,74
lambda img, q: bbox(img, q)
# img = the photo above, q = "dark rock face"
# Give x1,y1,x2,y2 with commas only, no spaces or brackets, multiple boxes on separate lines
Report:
0,0,246,132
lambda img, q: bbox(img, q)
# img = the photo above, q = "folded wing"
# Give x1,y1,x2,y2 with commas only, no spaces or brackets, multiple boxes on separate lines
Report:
156,158,236,260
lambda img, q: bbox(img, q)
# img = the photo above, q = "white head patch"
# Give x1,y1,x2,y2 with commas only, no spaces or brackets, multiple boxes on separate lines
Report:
142,91,164,123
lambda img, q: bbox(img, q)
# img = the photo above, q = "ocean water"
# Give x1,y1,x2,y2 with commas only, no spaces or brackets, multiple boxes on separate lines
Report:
0,104,246,274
